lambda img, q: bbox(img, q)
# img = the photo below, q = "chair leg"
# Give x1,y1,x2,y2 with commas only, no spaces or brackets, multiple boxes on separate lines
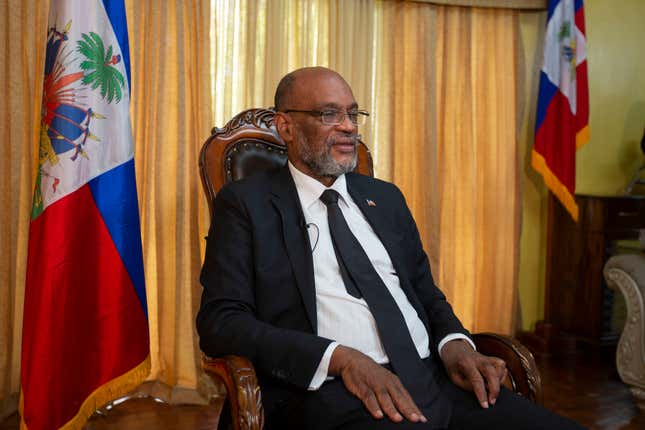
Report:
203,355,264,430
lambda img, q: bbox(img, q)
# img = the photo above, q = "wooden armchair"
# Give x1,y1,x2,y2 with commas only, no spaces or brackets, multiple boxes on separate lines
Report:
199,108,543,430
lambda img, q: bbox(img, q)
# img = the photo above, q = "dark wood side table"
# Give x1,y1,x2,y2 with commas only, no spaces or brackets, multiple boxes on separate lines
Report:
519,193,645,354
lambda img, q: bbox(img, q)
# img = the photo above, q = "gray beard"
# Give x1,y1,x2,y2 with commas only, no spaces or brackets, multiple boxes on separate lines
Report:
297,131,358,178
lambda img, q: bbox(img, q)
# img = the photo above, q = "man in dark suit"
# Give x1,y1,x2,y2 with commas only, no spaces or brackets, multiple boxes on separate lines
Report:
197,67,585,429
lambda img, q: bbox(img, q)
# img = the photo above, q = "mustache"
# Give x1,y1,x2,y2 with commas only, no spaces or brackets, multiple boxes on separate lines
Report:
328,134,362,146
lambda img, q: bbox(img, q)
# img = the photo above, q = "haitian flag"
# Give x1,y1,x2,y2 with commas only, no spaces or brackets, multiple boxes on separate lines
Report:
532,0,589,221
21,1,149,429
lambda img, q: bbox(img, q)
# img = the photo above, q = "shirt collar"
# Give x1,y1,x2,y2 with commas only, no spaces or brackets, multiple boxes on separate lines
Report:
288,161,351,210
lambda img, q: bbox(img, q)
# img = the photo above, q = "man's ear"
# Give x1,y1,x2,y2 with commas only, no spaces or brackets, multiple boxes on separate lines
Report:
274,112,293,143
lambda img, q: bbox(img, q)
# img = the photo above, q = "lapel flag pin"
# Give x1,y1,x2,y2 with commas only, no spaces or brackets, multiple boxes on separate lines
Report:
366,199,376,207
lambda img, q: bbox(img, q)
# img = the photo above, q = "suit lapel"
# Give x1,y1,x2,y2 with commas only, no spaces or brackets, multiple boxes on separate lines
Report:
346,176,404,270
269,167,317,333
346,176,430,329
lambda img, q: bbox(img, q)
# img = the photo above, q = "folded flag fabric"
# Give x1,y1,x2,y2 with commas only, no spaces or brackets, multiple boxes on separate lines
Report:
532,0,589,221
21,1,149,429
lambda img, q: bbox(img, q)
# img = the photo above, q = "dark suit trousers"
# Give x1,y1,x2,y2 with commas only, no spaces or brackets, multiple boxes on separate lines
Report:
269,369,587,430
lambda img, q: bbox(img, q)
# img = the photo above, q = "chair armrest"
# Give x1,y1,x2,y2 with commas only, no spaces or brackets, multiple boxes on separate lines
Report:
202,355,264,430
472,333,543,405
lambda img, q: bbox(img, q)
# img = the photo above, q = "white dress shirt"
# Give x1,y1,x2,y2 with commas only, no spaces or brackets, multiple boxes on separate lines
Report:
287,162,473,390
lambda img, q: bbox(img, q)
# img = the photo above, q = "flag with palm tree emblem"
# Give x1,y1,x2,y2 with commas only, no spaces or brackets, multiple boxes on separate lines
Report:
21,1,149,429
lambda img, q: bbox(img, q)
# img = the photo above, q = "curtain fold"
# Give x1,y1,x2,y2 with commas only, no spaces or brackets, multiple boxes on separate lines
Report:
0,0,50,421
433,5,520,333
125,0,214,403
209,0,376,139
380,0,438,272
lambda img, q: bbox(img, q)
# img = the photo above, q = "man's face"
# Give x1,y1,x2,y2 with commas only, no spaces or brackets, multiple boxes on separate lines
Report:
282,72,360,184
294,120,358,179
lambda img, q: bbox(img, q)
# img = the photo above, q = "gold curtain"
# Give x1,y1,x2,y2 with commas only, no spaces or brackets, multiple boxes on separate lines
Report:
125,0,214,403
1,0,524,421
372,0,439,275
432,6,520,333
0,0,50,421
371,1,520,333
208,0,377,144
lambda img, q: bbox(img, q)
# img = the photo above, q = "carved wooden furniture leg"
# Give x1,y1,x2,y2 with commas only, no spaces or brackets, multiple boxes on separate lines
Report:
472,333,543,405
202,355,264,430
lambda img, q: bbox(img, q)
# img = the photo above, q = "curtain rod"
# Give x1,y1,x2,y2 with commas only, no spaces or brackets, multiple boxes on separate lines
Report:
409,0,547,10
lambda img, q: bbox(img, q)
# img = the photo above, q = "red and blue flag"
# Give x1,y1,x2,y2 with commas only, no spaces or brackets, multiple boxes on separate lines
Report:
21,1,149,428
532,0,589,221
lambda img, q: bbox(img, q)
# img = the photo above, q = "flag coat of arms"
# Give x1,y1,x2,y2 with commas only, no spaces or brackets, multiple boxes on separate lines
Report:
532,0,589,221
21,1,149,429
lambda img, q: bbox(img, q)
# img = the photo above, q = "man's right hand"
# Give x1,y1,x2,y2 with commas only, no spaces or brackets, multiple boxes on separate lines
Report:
328,345,428,424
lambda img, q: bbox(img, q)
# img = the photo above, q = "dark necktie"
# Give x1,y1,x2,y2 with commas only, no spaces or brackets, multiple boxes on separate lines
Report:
319,189,436,408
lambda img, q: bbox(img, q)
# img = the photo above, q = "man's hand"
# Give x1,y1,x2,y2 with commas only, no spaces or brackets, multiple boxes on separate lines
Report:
328,345,428,424
440,339,507,409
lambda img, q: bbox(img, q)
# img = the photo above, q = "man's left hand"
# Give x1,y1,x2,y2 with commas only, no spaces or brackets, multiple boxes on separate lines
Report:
440,339,507,409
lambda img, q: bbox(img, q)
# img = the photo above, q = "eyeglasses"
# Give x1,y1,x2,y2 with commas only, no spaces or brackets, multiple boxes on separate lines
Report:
282,109,370,126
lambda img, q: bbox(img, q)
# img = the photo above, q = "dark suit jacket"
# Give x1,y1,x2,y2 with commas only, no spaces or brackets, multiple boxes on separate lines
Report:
196,166,469,419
